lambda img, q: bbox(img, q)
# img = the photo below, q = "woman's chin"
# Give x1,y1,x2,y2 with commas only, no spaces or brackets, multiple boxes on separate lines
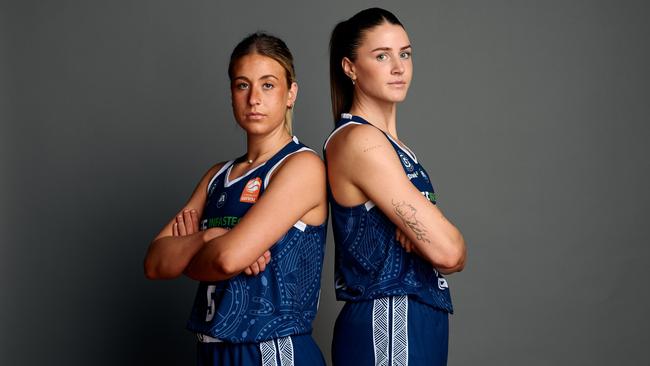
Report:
238,124,278,136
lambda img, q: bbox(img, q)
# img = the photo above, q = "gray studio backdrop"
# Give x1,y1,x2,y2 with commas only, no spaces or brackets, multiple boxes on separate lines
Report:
3,1,649,365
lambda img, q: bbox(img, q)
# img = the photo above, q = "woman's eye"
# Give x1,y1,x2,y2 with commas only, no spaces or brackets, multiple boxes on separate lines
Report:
262,83,274,89
400,51,411,59
376,53,388,61
236,82,249,90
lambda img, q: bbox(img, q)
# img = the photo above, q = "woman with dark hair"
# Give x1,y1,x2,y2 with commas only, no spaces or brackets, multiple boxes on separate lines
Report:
325,8,466,365
144,32,327,366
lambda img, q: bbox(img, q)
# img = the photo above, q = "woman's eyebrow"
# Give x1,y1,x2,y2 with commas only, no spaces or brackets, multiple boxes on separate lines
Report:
259,75,279,80
371,44,412,52
232,75,279,81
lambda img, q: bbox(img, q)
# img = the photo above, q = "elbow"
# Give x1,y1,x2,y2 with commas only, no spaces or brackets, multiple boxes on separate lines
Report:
436,253,464,273
143,241,177,280
185,244,244,281
212,251,242,279
144,261,161,280
436,233,466,273
143,256,159,280
144,266,160,280
143,257,182,280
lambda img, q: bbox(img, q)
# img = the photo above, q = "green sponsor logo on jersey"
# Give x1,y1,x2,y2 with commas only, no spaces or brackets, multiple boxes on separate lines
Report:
207,216,240,229
424,191,437,203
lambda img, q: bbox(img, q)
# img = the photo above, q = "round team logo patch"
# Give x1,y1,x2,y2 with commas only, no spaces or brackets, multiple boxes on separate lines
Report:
438,278,448,290
398,151,415,172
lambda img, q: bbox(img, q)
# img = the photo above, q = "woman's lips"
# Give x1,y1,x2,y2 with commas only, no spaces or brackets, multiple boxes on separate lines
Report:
246,112,266,120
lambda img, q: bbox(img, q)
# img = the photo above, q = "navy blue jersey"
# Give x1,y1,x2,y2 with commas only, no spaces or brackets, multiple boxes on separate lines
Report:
324,114,453,313
187,136,327,343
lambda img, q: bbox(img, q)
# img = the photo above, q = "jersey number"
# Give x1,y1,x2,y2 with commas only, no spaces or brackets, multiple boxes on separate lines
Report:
205,285,216,322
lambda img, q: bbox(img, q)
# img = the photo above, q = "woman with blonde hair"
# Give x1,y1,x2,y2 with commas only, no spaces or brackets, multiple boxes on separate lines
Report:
145,32,327,366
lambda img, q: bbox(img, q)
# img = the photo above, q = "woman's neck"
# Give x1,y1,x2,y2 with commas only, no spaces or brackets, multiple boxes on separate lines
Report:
244,127,292,165
349,94,398,137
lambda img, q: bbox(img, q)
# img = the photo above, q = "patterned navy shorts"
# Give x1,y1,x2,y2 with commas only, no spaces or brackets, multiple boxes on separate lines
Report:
197,333,325,366
332,295,449,366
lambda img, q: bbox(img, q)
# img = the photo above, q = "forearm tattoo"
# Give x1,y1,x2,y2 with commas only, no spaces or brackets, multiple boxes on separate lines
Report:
392,199,431,243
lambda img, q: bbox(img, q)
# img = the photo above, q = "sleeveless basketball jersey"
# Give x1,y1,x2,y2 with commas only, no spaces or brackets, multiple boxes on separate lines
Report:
187,136,327,343
324,114,453,313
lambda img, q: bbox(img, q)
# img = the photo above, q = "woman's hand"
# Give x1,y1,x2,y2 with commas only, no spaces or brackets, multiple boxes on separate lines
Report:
172,209,200,236
243,250,271,276
395,228,414,253
173,210,272,276
144,162,223,280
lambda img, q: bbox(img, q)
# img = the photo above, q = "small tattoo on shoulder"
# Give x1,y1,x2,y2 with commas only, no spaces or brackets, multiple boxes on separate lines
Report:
363,144,382,153
392,199,431,243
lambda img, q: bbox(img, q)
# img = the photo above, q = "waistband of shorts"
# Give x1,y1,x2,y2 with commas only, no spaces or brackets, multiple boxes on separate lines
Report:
196,333,223,343
196,332,317,344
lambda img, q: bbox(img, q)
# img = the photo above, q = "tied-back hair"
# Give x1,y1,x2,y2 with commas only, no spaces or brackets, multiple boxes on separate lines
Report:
228,32,297,134
329,8,404,123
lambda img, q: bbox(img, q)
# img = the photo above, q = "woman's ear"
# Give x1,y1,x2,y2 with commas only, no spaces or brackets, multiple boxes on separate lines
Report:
342,57,356,81
287,82,298,108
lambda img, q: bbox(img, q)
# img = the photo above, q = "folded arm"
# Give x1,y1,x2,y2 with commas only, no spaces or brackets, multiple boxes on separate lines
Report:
143,162,271,280
184,151,326,281
328,125,466,273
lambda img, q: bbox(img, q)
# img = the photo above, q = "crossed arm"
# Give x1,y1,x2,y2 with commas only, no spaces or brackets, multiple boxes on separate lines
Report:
143,163,270,280
173,209,271,276
183,152,326,281
326,124,466,274
144,151,326,281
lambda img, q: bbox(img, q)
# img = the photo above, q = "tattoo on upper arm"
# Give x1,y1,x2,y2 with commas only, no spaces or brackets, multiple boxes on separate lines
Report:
392,199,431,243
363,144,382,153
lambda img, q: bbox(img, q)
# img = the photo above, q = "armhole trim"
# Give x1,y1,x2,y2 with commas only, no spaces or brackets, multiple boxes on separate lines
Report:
323,121,363,151
293,220,307,232
263,147,315,189
364,200,376,211
384,133,419,164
